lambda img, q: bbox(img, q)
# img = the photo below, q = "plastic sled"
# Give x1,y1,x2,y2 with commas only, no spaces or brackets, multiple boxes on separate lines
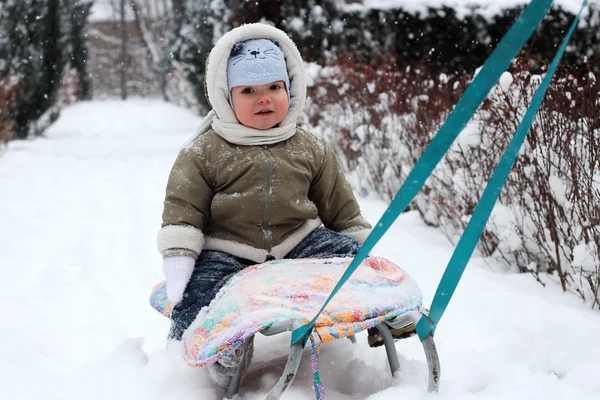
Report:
150,256,440,399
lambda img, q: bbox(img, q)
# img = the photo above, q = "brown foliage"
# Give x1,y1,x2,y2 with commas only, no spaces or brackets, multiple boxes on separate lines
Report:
57,68,80,108
0,76,21,147
305,56,600,307
305,56,469,200
486,60,600,305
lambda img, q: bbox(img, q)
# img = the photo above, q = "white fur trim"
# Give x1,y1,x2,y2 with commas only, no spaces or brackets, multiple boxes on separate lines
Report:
204,218,322,263
195,23,307,146
157,225,205,256
341,228,371,244
270,218,322,259
344,214,371,229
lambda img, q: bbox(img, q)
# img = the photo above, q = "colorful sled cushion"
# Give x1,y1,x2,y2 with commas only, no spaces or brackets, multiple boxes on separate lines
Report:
150,256,423,367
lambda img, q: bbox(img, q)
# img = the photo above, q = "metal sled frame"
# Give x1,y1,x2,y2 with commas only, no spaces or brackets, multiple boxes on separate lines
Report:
225,311,440,399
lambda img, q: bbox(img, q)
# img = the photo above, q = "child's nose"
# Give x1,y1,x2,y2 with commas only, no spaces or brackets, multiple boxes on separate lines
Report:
258,93,271,104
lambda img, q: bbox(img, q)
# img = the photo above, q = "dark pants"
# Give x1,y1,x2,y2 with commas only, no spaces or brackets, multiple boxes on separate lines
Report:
168,226,360,340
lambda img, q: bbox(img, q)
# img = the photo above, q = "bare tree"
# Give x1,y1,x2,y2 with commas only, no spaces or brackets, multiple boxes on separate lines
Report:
119,0,127,99
105,0,172,98
130,0,171,98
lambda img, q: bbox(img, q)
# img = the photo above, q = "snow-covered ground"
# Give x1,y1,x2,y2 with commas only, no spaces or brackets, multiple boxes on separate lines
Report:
2,99,599,400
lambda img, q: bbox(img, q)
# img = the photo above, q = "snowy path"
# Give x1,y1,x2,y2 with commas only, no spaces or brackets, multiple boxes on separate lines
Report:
1,100,599,400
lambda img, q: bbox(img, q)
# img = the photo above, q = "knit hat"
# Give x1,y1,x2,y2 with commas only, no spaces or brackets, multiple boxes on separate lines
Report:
227,39,290,106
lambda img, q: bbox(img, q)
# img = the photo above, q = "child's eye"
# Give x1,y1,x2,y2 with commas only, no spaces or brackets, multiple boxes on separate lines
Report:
241,87,254,94
269,84,283,91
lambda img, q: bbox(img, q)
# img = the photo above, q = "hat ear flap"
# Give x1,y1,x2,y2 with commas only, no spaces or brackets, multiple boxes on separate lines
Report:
230,42,245,57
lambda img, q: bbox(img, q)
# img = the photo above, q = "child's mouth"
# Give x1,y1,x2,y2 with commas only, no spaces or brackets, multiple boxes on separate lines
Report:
256,109,273,115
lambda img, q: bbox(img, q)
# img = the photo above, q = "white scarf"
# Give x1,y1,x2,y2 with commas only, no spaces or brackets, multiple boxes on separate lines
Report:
191,110,297,146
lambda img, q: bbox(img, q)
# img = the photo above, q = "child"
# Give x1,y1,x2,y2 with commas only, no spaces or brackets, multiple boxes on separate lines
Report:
157,23,371,379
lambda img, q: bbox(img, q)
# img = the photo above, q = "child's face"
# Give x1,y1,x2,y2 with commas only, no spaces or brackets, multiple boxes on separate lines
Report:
230,81,289,130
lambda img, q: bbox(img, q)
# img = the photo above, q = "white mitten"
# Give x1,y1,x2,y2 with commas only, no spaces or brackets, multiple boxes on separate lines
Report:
162,256,196,305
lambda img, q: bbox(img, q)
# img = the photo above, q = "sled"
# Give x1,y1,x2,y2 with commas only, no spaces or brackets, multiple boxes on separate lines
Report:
150,256,440,399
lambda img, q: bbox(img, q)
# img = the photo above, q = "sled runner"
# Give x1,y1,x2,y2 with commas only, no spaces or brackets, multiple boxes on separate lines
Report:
150,256,440,399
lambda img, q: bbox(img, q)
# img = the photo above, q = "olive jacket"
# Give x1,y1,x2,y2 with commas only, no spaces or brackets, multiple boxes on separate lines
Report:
158,128,371,263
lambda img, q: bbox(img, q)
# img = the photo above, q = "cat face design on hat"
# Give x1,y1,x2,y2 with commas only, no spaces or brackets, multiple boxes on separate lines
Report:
230,40,277,62
227,39,291,104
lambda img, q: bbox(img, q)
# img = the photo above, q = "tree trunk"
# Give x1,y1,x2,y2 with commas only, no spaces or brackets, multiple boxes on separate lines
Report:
119,0,128,100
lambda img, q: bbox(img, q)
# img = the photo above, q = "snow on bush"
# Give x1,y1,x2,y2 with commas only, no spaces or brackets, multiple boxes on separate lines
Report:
304,57,600,308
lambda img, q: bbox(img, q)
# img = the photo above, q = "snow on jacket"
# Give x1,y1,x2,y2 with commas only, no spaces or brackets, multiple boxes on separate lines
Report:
157,23,371,263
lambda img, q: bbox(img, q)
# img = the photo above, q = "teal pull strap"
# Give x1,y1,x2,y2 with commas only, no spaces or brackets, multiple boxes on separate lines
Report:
416,0,589,340
291,0,555,348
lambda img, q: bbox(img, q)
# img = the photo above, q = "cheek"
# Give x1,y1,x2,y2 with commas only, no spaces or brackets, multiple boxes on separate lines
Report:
276,95,289,111
235,108,252,123
232,97,251,118
231,94,245,110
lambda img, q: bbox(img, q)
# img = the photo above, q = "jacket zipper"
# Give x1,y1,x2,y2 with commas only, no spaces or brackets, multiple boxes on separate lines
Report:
262,146,274,253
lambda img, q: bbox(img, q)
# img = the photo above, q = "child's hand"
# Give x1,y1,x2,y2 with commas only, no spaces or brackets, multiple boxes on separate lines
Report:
162,256,196,305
